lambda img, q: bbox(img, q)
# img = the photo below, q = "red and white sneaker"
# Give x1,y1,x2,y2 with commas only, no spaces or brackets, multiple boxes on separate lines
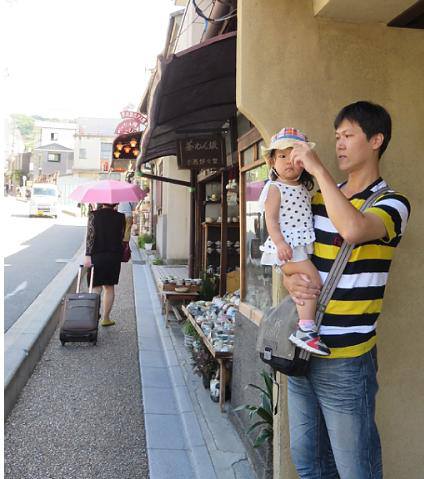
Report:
289,326,330,356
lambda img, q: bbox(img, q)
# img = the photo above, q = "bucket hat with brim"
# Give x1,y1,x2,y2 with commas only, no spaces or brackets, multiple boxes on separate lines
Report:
261,128,315,163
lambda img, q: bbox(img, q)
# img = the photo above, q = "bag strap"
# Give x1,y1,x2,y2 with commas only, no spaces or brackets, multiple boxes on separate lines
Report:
298,185,390,360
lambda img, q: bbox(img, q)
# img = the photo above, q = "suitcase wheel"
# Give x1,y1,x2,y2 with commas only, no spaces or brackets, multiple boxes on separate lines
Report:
60,340,66,346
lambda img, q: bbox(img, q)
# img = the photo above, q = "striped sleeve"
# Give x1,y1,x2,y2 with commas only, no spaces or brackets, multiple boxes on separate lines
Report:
365,192,411,243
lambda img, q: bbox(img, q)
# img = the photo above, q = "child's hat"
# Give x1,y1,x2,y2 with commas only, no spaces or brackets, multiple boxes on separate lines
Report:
261,128,315,161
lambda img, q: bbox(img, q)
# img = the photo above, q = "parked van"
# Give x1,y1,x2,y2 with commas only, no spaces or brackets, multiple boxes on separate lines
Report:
28,183,60,218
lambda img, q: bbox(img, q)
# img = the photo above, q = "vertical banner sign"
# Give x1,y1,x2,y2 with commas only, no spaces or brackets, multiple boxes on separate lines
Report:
176,135,226,170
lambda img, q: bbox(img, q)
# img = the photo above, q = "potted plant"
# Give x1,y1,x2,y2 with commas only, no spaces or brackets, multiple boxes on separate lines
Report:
182,320,198,348
143,233,154,250
191,344,218,389
234,370,275,448
198,271,218,300
138,233,154,250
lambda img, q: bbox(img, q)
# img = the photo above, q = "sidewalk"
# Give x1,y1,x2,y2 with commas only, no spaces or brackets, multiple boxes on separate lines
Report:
4,243,256,479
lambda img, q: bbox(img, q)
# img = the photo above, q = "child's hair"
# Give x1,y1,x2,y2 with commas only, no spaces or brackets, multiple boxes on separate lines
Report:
269,149,314,191
334,101,391,159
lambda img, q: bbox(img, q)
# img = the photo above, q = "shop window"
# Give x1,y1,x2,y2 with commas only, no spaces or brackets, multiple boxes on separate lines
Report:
50,132,58,141
239,128,273,315
100,142,112,160
243,163,272,311
242,146,255,166
79,148,87,159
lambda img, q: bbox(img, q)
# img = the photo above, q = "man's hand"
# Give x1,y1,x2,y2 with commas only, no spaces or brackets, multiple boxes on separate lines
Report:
290,142,323,177
83,255,92,268
276,241,292,262
283,273,321,306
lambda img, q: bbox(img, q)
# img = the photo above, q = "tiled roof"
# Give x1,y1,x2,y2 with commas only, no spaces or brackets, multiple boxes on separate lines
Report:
34,143,73,151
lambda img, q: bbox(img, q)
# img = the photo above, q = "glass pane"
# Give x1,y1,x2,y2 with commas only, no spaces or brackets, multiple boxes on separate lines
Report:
242,145,255,166
244,163,272,310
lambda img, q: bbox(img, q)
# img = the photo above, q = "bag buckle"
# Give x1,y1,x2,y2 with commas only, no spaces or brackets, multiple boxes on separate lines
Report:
316,303,326,314
264,346,272,361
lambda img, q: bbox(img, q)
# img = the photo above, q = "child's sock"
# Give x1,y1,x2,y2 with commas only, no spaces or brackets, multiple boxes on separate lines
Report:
298,320,316,331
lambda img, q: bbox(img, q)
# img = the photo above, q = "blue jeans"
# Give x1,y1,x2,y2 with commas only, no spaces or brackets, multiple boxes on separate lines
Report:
287,348,382,479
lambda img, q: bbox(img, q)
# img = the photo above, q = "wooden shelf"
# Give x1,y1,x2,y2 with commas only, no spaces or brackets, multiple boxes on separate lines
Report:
182,305,232,360
202,222,239,227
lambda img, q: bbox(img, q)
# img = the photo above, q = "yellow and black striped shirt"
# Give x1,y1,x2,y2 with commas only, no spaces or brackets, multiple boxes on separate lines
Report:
312,178,411,358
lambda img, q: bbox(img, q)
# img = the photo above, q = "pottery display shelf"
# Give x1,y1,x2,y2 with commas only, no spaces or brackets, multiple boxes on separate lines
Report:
182,305,233,412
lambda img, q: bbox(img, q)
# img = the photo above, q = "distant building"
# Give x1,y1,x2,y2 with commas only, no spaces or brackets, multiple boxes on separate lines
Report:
73,117,119,178
32,120,78,179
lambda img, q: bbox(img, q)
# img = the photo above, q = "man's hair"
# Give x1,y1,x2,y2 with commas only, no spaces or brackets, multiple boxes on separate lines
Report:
334,101,392,159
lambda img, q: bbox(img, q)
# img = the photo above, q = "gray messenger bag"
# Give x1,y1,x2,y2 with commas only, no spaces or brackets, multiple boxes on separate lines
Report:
256,186,390,376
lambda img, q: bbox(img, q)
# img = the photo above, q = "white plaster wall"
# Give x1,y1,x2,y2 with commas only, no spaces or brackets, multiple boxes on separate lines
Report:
35,121,77,148
73,136,113,171
162,157,190,261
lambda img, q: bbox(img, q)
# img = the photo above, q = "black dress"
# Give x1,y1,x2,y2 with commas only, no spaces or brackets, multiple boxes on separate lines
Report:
85,208,126,287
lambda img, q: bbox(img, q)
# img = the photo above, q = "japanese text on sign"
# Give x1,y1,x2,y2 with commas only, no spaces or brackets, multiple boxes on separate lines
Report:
177,136,226,170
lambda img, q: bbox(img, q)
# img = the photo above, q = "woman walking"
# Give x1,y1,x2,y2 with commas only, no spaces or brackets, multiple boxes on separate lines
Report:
84,203,126,327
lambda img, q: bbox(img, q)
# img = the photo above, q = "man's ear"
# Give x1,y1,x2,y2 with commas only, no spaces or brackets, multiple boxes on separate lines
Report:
371,133,384,151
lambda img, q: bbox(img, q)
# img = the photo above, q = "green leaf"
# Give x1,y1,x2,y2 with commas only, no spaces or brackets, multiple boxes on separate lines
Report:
246,420,267,435
247,383,269,397
255,407,273,424
260,392,272,417
234,404,252,412
261,370,274,399
253,429,272,448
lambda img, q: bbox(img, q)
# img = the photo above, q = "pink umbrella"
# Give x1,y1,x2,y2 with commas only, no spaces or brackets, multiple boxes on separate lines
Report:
70,180,146,203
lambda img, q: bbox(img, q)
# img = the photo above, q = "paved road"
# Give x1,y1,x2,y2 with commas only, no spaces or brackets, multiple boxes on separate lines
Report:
4,197,87,332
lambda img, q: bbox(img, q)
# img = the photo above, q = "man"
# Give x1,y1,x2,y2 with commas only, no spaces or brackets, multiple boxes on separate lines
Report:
284,101,411,478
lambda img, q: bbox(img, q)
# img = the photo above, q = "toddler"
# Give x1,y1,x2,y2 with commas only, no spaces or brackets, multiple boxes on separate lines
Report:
259,128,329,356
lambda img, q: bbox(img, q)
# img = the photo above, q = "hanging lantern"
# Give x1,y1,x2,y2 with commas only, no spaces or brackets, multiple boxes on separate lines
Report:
130,138,137,148
132,148,140,157
114,151,120,158
124,145,131,154
116,142,123,151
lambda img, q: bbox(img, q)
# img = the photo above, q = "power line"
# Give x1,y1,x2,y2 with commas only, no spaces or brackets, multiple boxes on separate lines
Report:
169,1,214,53
192,0,237,23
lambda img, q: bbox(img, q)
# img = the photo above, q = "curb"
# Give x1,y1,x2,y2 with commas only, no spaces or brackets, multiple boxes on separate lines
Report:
4,242,85,420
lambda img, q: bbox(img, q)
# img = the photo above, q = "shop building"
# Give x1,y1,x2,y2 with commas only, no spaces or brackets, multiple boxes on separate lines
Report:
135,1,424,478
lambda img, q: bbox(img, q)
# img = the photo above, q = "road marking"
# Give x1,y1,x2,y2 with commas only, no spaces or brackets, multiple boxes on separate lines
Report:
5,281,28,300
55,259,71,263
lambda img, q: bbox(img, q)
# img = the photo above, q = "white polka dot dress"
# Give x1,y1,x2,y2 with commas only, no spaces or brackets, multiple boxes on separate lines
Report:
259,181,315,266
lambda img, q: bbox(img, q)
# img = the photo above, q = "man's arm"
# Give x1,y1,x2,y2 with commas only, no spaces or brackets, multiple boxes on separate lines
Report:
312,168,387,244
291,143,387,244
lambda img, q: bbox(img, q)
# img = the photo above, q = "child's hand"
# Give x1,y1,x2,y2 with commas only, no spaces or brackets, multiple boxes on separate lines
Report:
276,241,292,262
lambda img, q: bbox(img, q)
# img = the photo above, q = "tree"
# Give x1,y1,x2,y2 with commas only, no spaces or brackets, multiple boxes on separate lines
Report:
11,114,35,150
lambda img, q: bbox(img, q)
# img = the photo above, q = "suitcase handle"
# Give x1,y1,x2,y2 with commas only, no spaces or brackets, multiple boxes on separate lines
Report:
77,265,94,293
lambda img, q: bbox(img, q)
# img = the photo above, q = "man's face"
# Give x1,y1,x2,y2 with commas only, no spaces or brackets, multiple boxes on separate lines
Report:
335,119,377,173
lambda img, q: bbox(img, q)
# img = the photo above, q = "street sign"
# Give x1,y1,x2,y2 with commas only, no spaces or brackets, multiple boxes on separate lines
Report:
176,135,226,170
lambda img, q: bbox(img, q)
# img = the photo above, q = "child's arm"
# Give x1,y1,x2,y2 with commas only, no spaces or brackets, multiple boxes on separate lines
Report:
264,185,292,261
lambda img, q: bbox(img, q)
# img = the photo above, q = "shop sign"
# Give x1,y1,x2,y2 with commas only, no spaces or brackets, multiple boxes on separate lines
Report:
115,109,148,135
177,135,226,170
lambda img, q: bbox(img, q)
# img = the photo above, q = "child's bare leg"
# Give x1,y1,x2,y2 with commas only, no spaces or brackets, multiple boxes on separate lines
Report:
282,260,329,355
282,259,321,325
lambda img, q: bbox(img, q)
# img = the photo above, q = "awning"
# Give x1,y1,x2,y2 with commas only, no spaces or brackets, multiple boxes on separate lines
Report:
137,31,236,169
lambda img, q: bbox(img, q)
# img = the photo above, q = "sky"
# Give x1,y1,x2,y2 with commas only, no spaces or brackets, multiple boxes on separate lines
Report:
2,0,181,120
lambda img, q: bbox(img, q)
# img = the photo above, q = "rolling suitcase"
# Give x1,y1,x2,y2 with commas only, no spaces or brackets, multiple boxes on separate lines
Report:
60,265,100,346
